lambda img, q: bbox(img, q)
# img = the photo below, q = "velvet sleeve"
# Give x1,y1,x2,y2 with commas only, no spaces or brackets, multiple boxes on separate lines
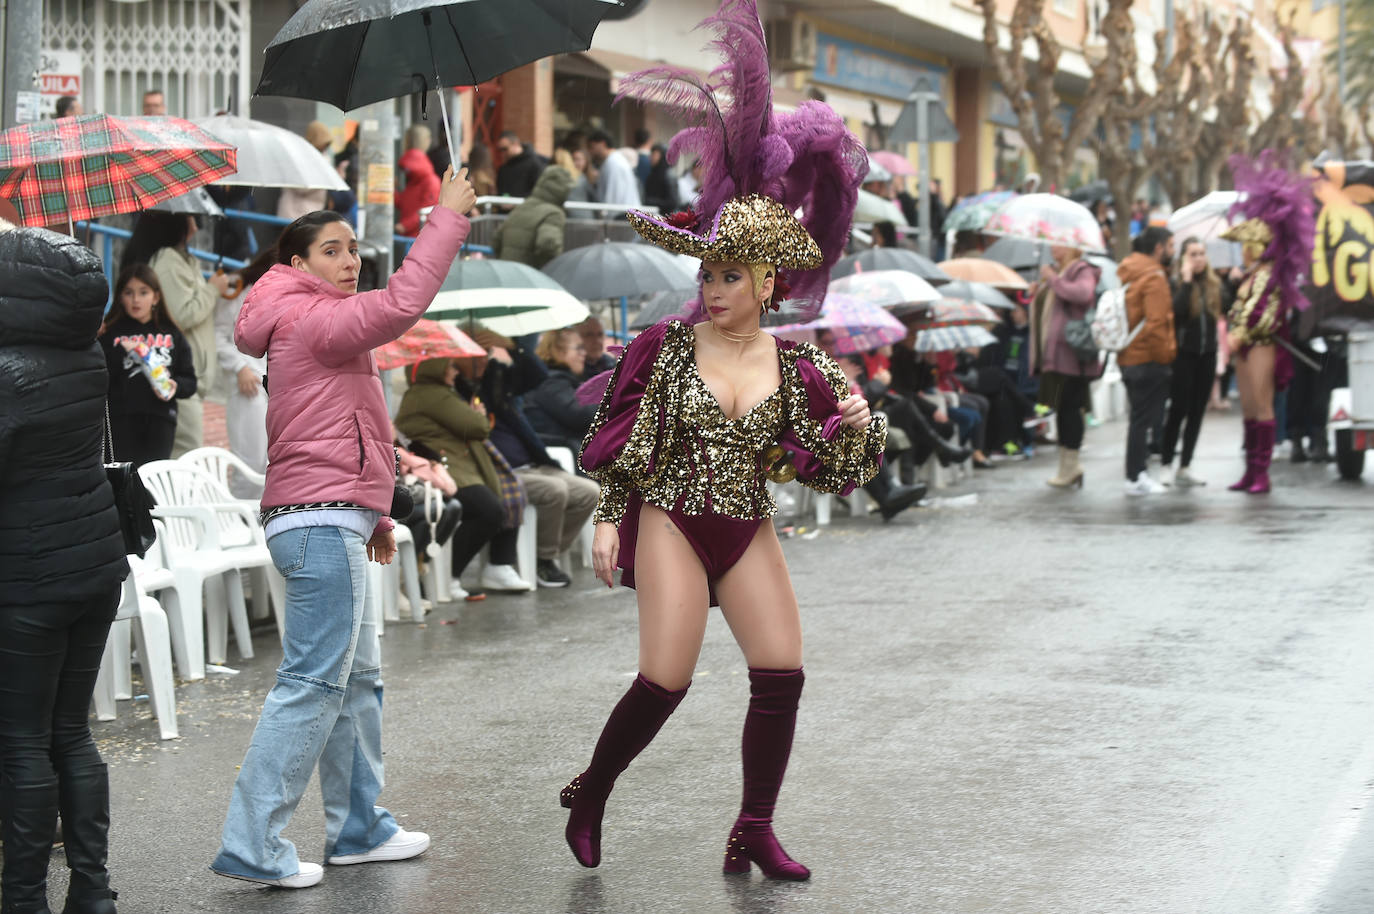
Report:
580,321,672,526
778,344,887,496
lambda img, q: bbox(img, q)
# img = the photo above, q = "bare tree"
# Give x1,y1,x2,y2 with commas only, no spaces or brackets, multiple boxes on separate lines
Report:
1248,18,1306,158
1092,14,1157,258
1195,16,1256,195
975,0,1135,193
1152,18,1223,209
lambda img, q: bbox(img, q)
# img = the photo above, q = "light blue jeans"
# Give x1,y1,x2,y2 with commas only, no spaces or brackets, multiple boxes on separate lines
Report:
211,526,397,880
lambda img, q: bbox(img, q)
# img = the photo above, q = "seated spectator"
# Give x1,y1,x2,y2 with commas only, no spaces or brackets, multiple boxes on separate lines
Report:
468,331,599,588
926,350,994,469
396,442,463,560
880,329,976,477
525,329,601,452
575,316,616,379
395,357,533,596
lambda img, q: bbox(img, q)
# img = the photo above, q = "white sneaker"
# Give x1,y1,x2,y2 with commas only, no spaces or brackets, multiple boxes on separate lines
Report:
1157,464,1174,487
1174,466,1206,487
1124,473,1167,496
327,829,430,866
449,581,468,602
213,861,323,889
480,564,535,592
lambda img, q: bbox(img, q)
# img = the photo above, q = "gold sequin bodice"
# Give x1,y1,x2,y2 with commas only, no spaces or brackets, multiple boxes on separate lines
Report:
583,321,887,527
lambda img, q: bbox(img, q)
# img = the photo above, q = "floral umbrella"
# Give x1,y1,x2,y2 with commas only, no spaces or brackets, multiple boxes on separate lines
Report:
765,293,906,355
373,319,485,370
914,325,998,353
982,192,1107,254
905,299,1000,331
0,114,237,227
828,269,941,311
943,190,1017,233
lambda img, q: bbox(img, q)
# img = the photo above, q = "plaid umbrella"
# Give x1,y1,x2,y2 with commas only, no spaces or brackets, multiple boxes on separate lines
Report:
0,114,237,227
906,300,1000,331
914,325,997,353
765,293,906,355
373,319,485,370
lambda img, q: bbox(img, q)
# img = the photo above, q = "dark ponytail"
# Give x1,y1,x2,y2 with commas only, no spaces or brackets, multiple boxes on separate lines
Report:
275,210,350,266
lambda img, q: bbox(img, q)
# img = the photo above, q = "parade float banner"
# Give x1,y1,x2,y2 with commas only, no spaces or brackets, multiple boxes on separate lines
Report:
1309,161,1374,332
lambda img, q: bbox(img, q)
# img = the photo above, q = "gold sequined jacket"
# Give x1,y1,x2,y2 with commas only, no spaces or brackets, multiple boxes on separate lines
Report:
579,320,887,526
1227,263,1283,348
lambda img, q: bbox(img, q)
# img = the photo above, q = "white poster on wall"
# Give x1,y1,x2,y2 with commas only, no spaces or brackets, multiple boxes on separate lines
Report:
38,50,83,112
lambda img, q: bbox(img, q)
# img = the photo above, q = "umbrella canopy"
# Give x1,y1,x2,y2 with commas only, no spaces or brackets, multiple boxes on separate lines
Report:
1068,180,1112,205
0,114,236,227
257,0,622,112
828,270,941,310
937,257,1028,291
870,150,917,178
631,287,698,331
373,319,485,370
981,235,1039,272
864,158,892,184
914,325,997,353
542,241,698,301
765,293,906,355
854,188,908,226
1167,191,1243,268
150,186,224,216
831,247,951,283
906,299,1000,331
426,257,588,336
938,279,1017,311
983,193,1107,253
194,115,347,190
943,190,1017,233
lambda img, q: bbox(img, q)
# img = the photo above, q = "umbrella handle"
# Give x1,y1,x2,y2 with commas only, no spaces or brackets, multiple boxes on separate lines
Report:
424,10,464,181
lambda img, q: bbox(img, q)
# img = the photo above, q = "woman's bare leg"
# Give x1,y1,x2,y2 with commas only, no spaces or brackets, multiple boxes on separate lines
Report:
712,524,811,881
1235,346,1276,421
634,504,711,690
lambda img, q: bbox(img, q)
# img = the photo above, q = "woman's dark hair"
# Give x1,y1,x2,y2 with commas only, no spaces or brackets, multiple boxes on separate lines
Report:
274,210,350,266
240,245,279,287
872,220,898,248
105,263,178,334
120,211,193,272
465,142,492,173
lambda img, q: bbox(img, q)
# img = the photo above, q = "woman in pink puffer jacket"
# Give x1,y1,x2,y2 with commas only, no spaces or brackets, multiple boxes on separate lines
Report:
210,168,475,890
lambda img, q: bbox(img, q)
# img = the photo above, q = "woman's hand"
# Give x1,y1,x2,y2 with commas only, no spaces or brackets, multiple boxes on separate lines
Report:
838,393,871,430
209,271,233,297
592,521,620,588
367,529,397,565
1227,329,1243,353
237,366,261,397
437,166,477,215
1039,264,1057,283
159,379,178,401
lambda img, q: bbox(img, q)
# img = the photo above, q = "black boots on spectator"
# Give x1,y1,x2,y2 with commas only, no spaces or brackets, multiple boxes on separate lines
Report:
863,471,926,521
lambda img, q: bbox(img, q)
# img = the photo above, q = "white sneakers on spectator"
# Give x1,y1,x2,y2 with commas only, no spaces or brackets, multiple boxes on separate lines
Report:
481,564,535,592
215,861,323,889
327,829,431,866
1124,473,1167,496
449,581,468,602
1157,464,1174,487
1174,466,1206,487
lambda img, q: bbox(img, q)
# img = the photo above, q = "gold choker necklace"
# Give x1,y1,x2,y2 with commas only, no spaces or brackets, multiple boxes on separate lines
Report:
711,322,760,344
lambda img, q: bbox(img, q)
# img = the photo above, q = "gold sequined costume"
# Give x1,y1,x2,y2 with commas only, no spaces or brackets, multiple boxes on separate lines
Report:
1226,263,1281,349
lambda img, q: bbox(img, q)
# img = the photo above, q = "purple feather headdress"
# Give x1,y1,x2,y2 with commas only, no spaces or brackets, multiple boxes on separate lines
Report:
1227,151,1316,313
616,0,866,323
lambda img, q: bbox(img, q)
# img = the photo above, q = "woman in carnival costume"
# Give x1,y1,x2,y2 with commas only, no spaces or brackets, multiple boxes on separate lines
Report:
1222,153,1315,494
559,0,882,881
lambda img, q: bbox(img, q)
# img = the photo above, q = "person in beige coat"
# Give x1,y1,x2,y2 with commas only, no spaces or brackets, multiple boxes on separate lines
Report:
122,211,232,455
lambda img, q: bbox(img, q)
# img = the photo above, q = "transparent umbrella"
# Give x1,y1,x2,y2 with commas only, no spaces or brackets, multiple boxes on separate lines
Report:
425,258,588,336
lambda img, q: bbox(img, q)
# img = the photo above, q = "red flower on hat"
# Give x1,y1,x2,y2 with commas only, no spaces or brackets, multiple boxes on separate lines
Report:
767,270,791,312
665,208,699,231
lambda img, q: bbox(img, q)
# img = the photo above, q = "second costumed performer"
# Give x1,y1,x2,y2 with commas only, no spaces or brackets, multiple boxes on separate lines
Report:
559,0,884,881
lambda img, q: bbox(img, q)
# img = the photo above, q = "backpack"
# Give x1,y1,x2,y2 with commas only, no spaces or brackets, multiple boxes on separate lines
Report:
1063,270,1159,361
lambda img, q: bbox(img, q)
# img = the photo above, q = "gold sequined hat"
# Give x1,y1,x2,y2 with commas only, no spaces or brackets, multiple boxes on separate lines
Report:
627,194,823,270
1220,217,1274,246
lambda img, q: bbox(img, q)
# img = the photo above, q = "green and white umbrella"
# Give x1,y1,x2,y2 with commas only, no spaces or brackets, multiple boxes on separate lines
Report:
425,257,587,336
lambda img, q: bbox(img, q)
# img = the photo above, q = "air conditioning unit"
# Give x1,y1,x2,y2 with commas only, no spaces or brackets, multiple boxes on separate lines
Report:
765,18,817,72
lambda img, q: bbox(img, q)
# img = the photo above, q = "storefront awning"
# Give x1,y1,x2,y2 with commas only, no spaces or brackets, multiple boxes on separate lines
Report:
560,50,710,94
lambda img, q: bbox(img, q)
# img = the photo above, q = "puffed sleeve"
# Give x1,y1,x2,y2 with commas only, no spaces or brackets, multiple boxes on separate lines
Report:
580,320,674,526
777,343,887,496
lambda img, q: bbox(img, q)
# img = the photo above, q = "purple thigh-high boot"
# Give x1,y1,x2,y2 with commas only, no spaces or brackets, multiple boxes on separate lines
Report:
1228,419,1258,491
1247,419,1276,494
561,674,689,868
723,668,810,881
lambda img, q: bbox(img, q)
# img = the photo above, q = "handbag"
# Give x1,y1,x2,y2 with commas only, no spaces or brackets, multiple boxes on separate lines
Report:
102,403,157,558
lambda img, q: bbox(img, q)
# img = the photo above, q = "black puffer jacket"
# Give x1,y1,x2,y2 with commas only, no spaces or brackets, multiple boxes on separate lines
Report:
523,366,599,452
0,227,129,603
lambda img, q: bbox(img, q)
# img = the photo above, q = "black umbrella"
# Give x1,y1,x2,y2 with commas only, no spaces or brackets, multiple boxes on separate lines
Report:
1068,180,1112,206
257,0,623,162
981,236,1039,272
832,247,952,284
542,241,697,301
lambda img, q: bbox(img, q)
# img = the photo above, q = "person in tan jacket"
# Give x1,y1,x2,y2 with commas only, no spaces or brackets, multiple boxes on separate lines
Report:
1116,226,1176,494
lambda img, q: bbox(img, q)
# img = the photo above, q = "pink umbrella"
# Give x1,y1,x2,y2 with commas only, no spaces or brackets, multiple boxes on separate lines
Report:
373,319,486,370
871,150,917,178
766,293,906,355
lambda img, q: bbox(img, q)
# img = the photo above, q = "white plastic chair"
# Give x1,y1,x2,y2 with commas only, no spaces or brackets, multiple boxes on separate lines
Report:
544,446,594,570
93,573,179,740
383,523,427,623
138,461,274,678
179,447,284,632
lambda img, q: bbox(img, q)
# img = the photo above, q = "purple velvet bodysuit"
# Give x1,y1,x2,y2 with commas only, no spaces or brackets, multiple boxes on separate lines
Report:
580,320,886,603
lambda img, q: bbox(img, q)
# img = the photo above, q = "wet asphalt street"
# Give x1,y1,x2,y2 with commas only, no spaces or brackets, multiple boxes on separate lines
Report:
38,412,1374,914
